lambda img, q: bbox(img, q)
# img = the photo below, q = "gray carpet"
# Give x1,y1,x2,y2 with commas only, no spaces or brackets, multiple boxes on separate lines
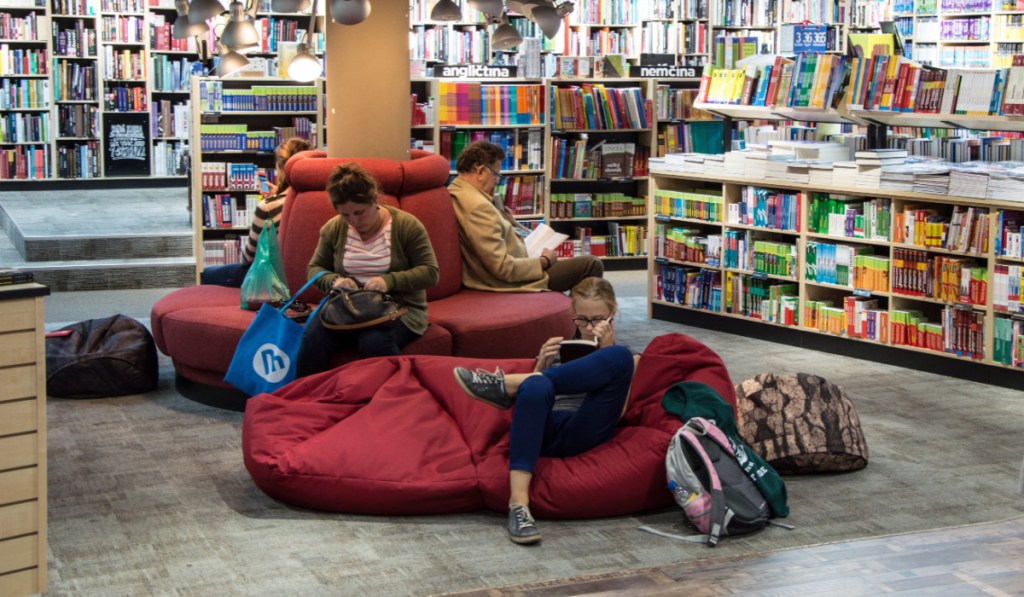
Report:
42,278,1024,596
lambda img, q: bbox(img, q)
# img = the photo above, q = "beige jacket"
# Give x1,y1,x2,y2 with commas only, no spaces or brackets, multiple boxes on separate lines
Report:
448,177,548,292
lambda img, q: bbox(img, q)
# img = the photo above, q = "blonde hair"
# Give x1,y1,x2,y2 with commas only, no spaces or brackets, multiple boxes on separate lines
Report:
570,277,617,313
326,162,379,207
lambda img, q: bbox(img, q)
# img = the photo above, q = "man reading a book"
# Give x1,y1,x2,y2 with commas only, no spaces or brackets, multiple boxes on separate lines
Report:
449,141,603,292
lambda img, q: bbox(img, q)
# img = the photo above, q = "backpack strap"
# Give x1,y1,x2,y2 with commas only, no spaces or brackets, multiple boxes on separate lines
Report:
680,419,727,547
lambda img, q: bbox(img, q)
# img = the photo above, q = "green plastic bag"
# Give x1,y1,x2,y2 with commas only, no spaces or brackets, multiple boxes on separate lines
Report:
240,220,290,311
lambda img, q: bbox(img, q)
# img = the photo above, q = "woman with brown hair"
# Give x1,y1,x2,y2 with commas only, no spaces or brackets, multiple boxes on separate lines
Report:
295,162,439,377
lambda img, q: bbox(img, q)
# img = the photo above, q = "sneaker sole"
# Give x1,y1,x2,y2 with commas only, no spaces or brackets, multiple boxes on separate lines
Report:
453,369,511,410
510,532,541,545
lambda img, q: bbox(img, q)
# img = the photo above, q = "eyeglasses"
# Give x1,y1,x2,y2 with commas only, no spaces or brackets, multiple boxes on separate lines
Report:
572,316,613,328
484,165,503,180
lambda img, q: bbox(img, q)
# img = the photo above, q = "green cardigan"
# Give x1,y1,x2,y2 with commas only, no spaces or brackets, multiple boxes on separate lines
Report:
306,206,439,335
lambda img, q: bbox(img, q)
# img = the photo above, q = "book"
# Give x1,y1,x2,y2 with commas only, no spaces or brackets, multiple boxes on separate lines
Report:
855,149,908,158
559,338,598,363
0,268,34,286
524,223,569,258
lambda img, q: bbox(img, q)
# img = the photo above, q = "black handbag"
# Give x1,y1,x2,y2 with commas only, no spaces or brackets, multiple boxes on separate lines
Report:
319,287,408,331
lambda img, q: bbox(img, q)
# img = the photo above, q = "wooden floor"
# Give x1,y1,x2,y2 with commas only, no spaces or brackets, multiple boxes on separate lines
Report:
449,517,1024,596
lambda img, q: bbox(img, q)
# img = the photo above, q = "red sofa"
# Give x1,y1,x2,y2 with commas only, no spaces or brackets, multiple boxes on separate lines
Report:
151,150,575,409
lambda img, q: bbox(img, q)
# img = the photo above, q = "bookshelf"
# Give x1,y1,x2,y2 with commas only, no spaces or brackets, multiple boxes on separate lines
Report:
189,75,324,280
895,0,1024,67
0,0,51,179
547,77,656,264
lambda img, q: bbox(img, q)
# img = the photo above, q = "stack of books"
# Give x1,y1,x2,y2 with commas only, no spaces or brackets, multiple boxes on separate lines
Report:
0,268,34,286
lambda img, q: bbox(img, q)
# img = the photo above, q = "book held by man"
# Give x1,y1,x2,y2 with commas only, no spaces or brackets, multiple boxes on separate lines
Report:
524,223,569,258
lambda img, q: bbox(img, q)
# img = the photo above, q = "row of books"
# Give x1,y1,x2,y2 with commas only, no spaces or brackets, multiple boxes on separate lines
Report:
653,86,714,121
53,59,93,101
806,194,892,241
201,193,259,229
56,139,98,178
0,46,47,76
198,161,267,191
52,20,97,58
152,139,187,176
104,85,147,112
152,98,187,139
100,15,143,43
727,185,801,231
562,26,637,58
657,120,725,156
550,192,646,219
992,315,1024,366
152,55,201,92
805,242,873,288
438,128,543,171
550,137,647,179
57,103,96,138
891,249,988,304
995,209,1024,258
101,47,145,81
495,175,543,217
658,266,723,311
1,144,49,179
641,20,708,55
573,223,648,257
727,274,795,323
0,11,43,40
436,82,546,126
653,188,723,222
993,263,1024,313
551,84,650,130
1,110,48,143
201,239,244,268
410,24,490,65
657,226,721,265
148,14,197,53
892,203,990,254
3,77,49,108
198,81,318,113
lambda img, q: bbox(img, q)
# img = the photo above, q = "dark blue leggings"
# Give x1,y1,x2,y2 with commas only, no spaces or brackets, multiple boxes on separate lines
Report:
295,314,418,378
508,345,634,473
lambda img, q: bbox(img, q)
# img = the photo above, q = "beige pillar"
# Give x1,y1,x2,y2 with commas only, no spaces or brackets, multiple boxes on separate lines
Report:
324,1,410,160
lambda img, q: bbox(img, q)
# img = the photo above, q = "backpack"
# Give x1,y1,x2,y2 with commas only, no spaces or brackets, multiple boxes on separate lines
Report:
662,417,771,546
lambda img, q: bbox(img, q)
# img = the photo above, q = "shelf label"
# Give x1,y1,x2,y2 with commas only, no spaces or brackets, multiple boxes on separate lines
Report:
852,288,872,297
630,65,698,78
432,64,516,79
752,272,769,280
654,257,668,265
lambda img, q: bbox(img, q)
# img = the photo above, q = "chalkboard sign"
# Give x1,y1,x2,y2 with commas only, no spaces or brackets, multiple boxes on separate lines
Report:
103,112,150,177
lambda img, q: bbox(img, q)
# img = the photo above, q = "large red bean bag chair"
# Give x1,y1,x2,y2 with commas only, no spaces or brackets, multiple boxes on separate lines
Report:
242,333,736,518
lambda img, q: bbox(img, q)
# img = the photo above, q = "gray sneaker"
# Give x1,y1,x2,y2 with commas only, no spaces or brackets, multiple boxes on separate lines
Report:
508,504,541,544
453,366,512,409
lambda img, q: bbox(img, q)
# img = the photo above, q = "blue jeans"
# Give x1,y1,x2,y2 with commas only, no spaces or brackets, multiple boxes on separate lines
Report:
508,345,634,473
295,313,418,378
200,262,250,287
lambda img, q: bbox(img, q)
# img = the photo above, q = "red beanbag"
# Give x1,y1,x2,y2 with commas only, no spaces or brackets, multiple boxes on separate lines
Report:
242,333,735,518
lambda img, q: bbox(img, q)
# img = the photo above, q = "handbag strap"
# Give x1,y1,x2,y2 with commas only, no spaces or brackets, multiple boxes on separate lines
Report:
278,270,329,314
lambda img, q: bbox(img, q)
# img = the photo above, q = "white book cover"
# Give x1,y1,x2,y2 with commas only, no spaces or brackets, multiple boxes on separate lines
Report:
524,223,569,258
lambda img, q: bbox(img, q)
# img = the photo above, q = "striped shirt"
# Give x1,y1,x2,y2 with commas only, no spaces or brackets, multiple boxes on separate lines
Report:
242,193,286,263
344,221,393,284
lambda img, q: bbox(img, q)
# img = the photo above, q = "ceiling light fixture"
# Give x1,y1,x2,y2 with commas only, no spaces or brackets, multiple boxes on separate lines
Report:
330,0,371,25
430,0,462,22
220,0,261,52
172,0,210,39
288,0,322,81
188,0,225,25
506,0,573,39
468,0,504,18
490,13,522,50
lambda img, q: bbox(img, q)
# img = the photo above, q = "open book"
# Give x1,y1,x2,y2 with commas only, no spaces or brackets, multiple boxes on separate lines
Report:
524,223,568,258
559,339,598,363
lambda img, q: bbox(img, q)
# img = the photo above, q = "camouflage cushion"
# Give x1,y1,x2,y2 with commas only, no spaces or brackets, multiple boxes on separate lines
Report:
735,373,868,474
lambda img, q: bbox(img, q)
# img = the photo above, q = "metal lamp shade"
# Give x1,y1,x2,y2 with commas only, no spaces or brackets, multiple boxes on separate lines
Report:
220,1,260,50
188,0,225,25
271,0,310,11
288,44,321,82
173,14,209,39
468,0,504,17
430,0,461,22
530,4,562,38
330,0,371,25
491,21,522,50
216,49,249,76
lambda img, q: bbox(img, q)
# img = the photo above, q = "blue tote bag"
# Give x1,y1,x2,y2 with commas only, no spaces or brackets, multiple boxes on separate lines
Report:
225,271,328,396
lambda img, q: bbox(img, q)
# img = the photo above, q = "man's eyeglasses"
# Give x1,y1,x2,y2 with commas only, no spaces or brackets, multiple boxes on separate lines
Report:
484,165,503,180
572,316,613,328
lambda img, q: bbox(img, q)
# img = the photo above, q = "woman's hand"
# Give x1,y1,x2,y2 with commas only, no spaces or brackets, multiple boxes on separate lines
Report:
332,277,359,291
589,318,616,348
363,276,388,292
534,336,563,371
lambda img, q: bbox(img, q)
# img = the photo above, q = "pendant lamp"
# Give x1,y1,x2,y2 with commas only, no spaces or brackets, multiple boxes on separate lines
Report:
188,0,225,25
468,0,504,18
287,0,322,82
173,0,210,39
216,45,249,76
430,0,462,22
220,0,261,52
490,14,522,50
330,0,371,25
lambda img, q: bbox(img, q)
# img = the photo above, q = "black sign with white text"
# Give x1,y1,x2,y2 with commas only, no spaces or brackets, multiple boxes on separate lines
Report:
629,64,699,78
432,64,517,79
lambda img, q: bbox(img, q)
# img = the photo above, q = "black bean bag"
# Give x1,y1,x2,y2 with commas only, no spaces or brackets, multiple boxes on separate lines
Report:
46,314,159,399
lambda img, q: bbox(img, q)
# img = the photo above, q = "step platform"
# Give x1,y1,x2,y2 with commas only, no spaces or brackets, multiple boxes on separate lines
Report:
0,187,196,291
